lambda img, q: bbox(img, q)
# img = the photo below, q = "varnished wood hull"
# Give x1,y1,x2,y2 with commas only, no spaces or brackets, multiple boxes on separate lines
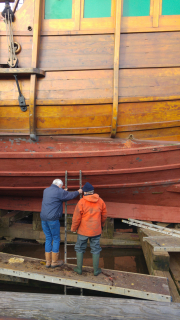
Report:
1,136,180,222
1,1,180,223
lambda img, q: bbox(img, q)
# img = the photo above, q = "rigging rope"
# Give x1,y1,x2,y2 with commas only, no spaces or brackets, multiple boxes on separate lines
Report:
3,2,18,68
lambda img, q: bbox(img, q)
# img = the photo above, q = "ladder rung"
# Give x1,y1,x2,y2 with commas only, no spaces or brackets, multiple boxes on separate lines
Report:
67,179,80,181
67,203,76,206
67,244,75,246
67,257,77,260
67,230,74,233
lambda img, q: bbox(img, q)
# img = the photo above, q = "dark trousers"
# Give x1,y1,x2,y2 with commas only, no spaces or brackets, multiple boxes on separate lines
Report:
75,234,101,254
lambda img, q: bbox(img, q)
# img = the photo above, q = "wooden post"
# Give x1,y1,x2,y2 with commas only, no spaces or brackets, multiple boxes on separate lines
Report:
111,0,122,138
33,212,42,231
138,228,170,274
29,0,42,141
153,0,160,28
74,0,81,30
102,218,114,239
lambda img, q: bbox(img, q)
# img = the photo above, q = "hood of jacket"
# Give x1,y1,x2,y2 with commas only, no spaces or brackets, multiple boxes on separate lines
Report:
83,193,99,203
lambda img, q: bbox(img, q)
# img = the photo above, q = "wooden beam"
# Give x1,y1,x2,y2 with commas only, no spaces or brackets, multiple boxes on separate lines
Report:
153,0,160,28
154,270,180,303
138,228,170,274
74,0,81,30
29,0,42,141
111,0,122,138
0,293,179,320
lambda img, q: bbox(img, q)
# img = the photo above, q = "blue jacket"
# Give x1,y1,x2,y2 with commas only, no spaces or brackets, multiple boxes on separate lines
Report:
40,184,79,221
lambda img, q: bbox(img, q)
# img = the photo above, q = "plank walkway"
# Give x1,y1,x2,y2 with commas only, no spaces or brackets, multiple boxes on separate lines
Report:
0,292,180,320
0,252,171,302
143,236,180,252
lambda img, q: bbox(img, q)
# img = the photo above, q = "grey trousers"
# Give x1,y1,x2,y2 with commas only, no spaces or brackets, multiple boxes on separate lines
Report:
75,234,102,254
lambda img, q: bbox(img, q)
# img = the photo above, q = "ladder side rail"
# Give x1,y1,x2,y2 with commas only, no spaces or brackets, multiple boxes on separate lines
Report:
79,169,83,296
64,171,68,295
128,219,180,235
64,171,68,264
64,170,83,296
122,220,180,238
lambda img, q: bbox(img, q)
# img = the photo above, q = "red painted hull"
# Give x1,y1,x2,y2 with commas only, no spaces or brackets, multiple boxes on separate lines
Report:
1,136,180,222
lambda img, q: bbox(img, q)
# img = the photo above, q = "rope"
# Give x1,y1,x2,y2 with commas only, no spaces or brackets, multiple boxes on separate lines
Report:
4,9,17,67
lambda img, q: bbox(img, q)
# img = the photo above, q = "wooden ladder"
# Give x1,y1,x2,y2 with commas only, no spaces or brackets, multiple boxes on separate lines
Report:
64,170,83,296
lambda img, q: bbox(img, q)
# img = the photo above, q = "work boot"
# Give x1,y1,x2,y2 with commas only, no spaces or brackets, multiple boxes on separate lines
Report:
92,254,102,276
45,252,51,268
51,252,64,268
74,252,83,275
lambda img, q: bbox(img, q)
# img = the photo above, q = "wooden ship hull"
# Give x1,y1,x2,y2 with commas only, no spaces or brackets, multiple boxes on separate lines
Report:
1,0,180,222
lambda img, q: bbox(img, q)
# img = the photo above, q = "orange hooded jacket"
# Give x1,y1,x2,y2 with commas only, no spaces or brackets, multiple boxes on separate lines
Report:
71,194,107,237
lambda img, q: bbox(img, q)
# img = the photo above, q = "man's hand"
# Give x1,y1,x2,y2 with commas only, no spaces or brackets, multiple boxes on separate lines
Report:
78,189,83,194
64,188,68,191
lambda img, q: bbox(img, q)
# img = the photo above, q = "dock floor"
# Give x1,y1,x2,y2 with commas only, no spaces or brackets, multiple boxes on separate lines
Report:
0,292,180,320
0,252,171,302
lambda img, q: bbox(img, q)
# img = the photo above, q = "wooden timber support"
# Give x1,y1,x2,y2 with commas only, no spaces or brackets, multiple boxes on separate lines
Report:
29,0,42,141
138,228,170,274
111,0,121,138
0,210,33,228
138,227,180,302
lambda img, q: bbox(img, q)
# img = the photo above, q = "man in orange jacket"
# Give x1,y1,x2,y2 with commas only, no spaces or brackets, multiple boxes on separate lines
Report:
71,182,107,276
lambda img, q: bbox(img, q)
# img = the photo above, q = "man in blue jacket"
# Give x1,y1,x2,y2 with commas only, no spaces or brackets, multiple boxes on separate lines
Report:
40,179,82,268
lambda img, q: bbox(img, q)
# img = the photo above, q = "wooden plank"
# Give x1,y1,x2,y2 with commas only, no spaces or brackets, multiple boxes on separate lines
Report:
154,270,180,303
117,100,180,132
170,253,180,295
144,236,180,252
2,32,180,71
119,32,180,69
1,293,180,320
111,0,121,138
170,253,180,281
29,0,42,141
35,68,180,105
0,252,171,301
36,104,112,132
0,68,45,77
38,34,114,70
1,98,180,136
2,67,180,106
0,223,139,247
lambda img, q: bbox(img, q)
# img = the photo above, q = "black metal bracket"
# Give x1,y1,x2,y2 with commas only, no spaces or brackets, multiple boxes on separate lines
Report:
1,1,15,22
13,74,27,112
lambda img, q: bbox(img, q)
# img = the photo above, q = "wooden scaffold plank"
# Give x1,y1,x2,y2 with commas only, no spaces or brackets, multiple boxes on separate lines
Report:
0,252,171,302
143,236,180,252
